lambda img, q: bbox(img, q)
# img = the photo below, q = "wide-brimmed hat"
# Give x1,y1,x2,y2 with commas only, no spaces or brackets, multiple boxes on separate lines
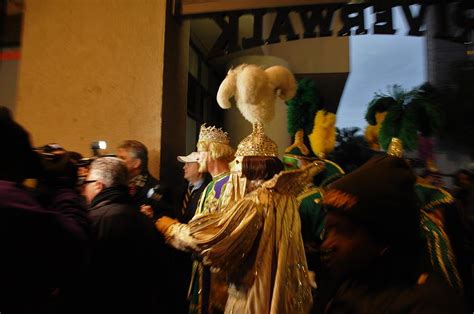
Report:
324,154,419,247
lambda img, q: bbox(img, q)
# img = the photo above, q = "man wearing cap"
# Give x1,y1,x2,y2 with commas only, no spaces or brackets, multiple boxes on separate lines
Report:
164,152,212,314
141,153,211,313
176,152,211,223
141,152,211,223
156,124,234,314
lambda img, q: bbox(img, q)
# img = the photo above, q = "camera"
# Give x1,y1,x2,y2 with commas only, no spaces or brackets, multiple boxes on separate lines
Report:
91,140,107,156
34,143,66,161
144,184,173,222
146,184,164,204
34,142,115,187
76,141,116,185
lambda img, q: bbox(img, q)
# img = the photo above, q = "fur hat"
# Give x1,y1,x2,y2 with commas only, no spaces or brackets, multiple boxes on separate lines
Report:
324,154,420,248
216,64,296,158
0,107,42,181
217,64,296,125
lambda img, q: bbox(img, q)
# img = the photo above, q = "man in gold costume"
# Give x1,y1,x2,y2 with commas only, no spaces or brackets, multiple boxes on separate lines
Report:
194,124,234,216
180,124,234,314
156,64,319,313
157,123,321,313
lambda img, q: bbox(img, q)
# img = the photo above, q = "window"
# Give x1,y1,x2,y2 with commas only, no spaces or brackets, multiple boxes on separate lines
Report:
186,42,224,149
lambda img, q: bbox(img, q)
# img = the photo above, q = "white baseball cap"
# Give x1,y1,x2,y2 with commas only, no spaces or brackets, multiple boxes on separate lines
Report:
177,152,201,163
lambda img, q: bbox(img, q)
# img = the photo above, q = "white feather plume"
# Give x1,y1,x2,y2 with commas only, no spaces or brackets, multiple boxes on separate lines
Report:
216,64,296,125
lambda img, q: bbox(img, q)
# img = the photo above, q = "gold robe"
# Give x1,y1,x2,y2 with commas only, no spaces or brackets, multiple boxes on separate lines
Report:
165,162,324,314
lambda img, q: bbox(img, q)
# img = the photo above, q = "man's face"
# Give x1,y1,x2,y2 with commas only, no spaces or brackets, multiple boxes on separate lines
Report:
198,151,209,173
320,212,380,279
81,174,103,205
183,162,200,182
117,148,140,178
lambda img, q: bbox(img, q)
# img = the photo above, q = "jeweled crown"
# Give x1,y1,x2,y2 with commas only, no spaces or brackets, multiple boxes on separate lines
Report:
235,123,278,157
198,124,230,145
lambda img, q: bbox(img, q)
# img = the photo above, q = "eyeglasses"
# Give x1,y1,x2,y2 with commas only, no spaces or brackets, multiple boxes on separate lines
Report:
82,180,97,185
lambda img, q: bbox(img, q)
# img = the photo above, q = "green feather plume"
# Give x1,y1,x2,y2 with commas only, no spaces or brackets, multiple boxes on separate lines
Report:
411,91,442,137
413,99,441,136
372,84,443,151
286,78,321,136
398,106,419,151
365,96,397,125
379,102,402,150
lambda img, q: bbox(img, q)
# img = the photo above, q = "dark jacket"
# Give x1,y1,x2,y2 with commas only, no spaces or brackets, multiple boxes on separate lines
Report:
323,259,464,314
130,172,174,218
130,172,159,206
0,180,90,313
325,273,463,314
84,186,166,314
163,176,212,314
177,176,212,223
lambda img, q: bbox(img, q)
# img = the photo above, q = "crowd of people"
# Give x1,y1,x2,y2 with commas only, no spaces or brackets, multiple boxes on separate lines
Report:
0,64,473,314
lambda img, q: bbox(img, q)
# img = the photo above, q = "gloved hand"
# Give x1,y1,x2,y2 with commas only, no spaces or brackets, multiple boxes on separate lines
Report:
40,151,78,189
155,216,178,234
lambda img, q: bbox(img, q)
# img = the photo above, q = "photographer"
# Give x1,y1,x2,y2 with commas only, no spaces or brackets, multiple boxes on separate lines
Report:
80,156,169,314
0,107,90,313
116,140,173,217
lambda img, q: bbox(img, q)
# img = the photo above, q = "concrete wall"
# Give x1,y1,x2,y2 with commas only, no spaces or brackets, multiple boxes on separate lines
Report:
15,0,167,177
161,6,191,201
262,10,350,75
426,4,467,93
0,55,19,112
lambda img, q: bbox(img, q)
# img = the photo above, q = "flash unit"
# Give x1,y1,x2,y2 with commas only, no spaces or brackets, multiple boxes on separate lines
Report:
91,141,107,156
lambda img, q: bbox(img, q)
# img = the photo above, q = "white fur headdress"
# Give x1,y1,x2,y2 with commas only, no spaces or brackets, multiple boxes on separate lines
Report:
216,64,297,124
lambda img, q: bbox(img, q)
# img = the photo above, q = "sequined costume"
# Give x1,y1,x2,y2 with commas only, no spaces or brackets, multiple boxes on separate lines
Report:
188,124,234,314
388,138,462,292
283,114,344,289
283,78,342,269
165,162,324,314
416,182,462,292
188,171,231,314
298,186,325,247
297,160,345,241
195,172,231,215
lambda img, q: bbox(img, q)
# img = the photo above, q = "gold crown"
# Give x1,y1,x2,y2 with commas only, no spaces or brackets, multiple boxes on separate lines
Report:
198,124,230,144
235,123,278,157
